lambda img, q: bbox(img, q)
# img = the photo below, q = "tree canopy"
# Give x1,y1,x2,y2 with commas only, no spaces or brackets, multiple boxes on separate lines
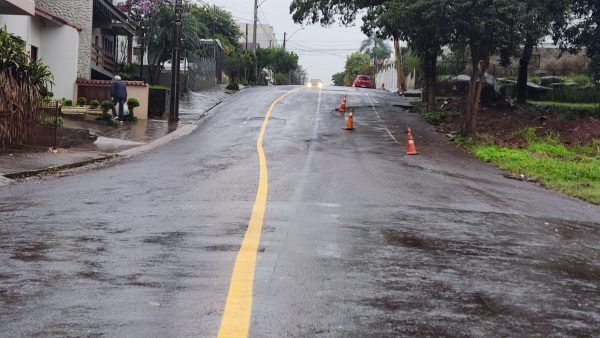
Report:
359,36,391,62
291,0,590,132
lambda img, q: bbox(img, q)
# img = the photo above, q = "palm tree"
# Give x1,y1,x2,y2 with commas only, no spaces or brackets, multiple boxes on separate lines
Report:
359,36,392,64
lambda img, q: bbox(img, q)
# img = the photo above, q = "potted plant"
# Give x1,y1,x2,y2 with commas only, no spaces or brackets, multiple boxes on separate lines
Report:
126,98,140,122
61,99,86,116
77,97,86,107
87,99,102,116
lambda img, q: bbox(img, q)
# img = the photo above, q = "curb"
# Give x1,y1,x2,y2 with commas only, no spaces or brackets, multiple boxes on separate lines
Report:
2,155,118,181
1,98,226,183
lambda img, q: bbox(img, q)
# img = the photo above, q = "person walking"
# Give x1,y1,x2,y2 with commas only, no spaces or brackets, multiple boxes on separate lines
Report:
110,75,128,121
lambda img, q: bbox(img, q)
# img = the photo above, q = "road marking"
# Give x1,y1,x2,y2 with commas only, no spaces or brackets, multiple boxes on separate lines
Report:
366,95,401,145
217,90,294,338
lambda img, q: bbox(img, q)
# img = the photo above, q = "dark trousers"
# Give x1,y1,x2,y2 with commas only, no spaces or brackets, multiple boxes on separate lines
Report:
112,98,126,119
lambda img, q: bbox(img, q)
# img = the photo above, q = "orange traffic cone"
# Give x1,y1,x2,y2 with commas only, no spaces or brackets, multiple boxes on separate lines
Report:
343,110,355,130
406,128,419,155
339,96,347,113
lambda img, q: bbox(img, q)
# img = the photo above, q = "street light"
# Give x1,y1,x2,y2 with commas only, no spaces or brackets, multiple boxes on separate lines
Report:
283,27,305,50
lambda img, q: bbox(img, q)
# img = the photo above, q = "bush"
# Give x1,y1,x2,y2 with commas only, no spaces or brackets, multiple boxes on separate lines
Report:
125,98,140,122
421,108,458,125
64,99,73,107
127,98,140,108
77,97,86,106
564,74,591,86
40,116,64,128
274,73,290,85
226,83,240,91
89,100,99,109
100,100,114,113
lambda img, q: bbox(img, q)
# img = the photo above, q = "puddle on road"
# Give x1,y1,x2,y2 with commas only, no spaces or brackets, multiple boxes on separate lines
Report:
93,136,145,152
10,241,56,262
142,231,188,246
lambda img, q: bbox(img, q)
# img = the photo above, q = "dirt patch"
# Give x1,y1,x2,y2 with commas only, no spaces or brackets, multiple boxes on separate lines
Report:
436,98,600,145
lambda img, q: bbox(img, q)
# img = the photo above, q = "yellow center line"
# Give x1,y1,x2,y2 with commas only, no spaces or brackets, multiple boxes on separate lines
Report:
217,90,295,338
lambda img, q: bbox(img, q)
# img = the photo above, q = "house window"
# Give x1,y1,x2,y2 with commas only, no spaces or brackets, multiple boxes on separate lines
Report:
30,46,38,61
102,36,114,55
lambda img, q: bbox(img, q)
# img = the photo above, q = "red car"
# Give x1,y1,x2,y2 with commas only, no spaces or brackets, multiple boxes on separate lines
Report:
352,75,372,88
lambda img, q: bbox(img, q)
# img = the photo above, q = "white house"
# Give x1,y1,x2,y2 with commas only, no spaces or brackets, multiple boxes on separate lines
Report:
0,7,80,100
0,0,134,100
0,0,34,15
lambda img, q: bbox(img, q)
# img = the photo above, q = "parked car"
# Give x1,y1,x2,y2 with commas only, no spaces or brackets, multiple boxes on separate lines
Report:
352,75,372,88
307,79,323,89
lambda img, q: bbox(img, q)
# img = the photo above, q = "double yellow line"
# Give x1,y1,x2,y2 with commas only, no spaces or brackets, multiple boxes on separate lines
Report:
217,90,294,338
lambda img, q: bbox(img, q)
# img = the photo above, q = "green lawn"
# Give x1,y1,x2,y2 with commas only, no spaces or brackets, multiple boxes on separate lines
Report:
459,133,600,204
529,101,599,110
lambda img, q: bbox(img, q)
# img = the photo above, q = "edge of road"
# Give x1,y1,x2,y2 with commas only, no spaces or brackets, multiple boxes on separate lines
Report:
0,89,243,186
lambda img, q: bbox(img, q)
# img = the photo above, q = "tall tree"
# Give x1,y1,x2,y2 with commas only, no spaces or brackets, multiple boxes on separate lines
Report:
371,0,453,105
344,52,372,84
331,71,345,86
514,0,569,104
555,0,600,84
453,0,521,132
359,36,391,64
291,0,452,104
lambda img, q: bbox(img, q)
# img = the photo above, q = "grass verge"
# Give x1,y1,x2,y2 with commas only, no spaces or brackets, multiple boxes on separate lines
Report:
457,129,600,204
529,101,599,110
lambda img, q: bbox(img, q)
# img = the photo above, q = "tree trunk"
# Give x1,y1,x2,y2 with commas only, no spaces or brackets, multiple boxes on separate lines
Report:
394,37,406,92
517,37,535,104
463,56,490,132
422,50,437,106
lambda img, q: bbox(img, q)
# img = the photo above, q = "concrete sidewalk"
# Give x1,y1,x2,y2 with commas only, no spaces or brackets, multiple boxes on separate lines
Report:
0,85,234,183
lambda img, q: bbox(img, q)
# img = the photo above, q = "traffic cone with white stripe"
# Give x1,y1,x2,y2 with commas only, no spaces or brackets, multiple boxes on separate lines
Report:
406,128,419,155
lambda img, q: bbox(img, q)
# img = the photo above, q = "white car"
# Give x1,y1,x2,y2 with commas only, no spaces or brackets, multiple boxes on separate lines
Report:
306,79,323,89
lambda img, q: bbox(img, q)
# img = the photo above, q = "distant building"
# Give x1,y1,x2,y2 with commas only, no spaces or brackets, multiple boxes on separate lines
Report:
237,22,279,50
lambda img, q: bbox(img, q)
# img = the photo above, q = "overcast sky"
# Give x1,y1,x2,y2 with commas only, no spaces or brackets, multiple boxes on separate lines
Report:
196,0,367,83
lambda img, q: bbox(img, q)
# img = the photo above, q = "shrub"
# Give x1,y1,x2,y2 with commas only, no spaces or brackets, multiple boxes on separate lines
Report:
77,97,86,106
127,98,140,109
89,100,99,109
274,73,290,85
421,108,458,125
125,98,140,123
100,100,114,113
40,116,64,128
64,99,73,107
226,83,240,91
563,74,591,86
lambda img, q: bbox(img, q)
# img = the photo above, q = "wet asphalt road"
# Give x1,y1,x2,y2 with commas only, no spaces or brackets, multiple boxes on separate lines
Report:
1,86,600,337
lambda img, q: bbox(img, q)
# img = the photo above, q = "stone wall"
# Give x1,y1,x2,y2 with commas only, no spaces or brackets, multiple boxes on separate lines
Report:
36,0,93,79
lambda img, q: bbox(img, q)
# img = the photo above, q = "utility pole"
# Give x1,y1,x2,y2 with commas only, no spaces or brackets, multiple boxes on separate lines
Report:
253,0,259,84
283,32,287,50
170,0,182,122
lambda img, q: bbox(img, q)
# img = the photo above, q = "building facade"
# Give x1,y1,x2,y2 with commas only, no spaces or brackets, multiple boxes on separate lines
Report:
0,0,134,99
237,22,279,50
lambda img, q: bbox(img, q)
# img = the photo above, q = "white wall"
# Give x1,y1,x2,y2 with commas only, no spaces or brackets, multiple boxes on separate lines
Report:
40,23,79,100
237,23,279,48
0,14,40,51
0,14,79,100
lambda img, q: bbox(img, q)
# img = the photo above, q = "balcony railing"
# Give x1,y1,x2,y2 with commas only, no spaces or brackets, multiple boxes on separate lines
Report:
91,43,115,74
